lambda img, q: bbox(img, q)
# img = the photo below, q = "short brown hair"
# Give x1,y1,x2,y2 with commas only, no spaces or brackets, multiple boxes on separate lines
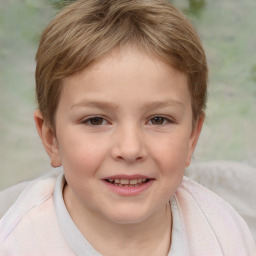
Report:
35,0,208,130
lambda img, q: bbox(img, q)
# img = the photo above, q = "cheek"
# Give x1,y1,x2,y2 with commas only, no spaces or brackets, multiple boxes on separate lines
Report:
57,133,108,177
150,132,191,169
60,138,107,204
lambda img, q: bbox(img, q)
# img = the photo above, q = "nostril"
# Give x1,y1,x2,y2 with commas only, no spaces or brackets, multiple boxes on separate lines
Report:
115,154,145,163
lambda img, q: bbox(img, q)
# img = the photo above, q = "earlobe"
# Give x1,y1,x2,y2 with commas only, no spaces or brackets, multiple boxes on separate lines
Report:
185,115,205,167
34,110,62,167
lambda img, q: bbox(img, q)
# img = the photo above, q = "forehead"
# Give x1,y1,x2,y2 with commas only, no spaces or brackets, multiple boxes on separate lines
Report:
60,47,190,109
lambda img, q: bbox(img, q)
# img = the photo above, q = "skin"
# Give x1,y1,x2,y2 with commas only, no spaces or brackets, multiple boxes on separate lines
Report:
34,47,204,256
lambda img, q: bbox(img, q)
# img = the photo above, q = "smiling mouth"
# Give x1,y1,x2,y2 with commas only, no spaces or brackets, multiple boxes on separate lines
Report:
105,178,150,187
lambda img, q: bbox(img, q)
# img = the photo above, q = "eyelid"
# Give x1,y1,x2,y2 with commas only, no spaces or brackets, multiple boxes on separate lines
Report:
81,115,110,126
147,115,175,125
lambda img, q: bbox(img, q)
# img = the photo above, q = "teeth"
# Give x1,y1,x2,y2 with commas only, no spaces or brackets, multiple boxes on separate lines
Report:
120,179,129,185
130,179,137,185
107,178,148,185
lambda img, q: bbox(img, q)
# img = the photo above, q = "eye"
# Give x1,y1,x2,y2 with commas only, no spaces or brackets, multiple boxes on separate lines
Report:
82,116,107,126
149,116,171,125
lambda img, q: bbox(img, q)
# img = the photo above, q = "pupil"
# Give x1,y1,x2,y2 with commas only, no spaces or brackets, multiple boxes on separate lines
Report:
90,117,103,125
152,117,164,125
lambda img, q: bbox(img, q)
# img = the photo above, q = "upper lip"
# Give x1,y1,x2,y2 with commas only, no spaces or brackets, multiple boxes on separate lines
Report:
103,174,153,180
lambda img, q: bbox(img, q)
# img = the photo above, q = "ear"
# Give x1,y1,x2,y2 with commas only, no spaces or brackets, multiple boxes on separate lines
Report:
185,114,205,167
34,110,62,167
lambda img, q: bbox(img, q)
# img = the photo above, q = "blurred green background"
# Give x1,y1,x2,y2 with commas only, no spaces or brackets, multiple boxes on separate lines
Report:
0,0,256,190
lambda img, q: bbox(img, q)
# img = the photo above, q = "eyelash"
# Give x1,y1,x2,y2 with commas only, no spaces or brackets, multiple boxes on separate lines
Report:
81,116,108,126
147,116,173,125
81,115,173,126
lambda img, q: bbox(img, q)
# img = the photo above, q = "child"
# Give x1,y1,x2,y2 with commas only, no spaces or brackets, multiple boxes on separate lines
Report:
0,0,255,255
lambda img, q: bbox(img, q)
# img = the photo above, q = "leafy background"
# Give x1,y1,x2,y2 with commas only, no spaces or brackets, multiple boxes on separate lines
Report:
0,0,256,189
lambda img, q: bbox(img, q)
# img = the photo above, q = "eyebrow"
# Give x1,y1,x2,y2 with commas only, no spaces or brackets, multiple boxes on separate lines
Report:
142,100,184,110
70,99,184,111
71,100,119,110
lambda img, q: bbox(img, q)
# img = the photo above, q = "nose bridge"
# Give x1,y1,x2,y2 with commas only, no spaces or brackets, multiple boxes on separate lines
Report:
112,121,146,162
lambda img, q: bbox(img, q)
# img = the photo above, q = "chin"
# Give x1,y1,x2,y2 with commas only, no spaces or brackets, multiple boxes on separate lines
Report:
104,208,152,225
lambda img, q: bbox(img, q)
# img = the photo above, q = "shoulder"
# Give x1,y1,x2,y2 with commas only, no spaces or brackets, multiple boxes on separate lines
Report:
185,161,256,239
0,181,30,219
0,168,75,255
0,168,62,218
174,176,256,255
0,168,62,243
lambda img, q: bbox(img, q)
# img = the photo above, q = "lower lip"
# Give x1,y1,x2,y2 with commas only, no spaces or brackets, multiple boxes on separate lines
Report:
102,180,154,196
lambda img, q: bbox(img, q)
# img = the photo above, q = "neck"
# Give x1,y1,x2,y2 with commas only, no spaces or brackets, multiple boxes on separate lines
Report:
64,186,172,256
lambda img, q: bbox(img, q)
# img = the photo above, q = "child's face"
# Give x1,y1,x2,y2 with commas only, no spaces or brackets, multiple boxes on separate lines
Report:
38,47,203,224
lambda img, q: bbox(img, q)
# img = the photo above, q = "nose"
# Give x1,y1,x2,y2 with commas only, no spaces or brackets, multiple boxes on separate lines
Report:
111,124,147,163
